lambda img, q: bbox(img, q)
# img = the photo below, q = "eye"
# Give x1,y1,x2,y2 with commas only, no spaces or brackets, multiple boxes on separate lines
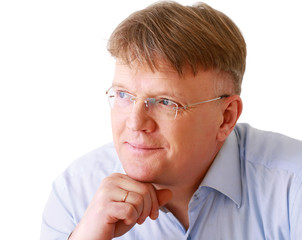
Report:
116,90,129,99
158,98,178,108
162,99,171,106
118,91,126,98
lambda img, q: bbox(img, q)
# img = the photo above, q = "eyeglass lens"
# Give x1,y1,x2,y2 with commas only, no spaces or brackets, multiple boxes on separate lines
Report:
107,88,178,120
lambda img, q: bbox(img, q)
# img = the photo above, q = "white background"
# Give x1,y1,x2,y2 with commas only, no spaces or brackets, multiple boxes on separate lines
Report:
0,0,301,238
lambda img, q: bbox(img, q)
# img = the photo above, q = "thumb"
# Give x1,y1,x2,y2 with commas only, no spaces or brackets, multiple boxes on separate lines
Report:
156,189,173,206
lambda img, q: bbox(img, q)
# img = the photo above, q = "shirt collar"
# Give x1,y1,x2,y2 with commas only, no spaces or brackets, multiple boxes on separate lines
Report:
200,130,242,208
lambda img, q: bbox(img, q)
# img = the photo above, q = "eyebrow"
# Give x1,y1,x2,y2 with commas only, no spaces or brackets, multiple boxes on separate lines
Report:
112,83,180,98
111,82,126,88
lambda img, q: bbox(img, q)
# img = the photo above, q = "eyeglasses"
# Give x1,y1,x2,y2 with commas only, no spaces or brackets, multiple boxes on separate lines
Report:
106,86,229,120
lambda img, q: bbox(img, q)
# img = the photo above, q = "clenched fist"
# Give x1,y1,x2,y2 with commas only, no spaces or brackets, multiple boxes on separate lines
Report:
69,173,172,240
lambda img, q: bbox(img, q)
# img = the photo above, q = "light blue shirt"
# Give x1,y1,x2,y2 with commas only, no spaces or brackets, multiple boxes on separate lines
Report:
40,123,302,239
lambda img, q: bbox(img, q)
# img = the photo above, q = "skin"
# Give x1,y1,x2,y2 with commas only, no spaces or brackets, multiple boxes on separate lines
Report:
69,61,242,240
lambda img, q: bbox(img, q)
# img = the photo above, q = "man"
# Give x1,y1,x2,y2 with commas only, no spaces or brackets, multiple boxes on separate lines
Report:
40,1,302,239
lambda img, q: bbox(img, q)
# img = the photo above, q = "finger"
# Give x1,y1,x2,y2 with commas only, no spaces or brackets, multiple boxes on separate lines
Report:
106,201,138,226
148,185,160,220
116,176,154,223
148,189,173,220
109,175,164,223
121,191,144,220
156,189,173,207
107,188,144,220
135,184,153,224
101,186,128,203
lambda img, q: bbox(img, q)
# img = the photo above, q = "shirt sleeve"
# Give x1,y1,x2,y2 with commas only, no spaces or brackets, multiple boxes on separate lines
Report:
40,175,76,240
40,144,121,239
290,173,302,240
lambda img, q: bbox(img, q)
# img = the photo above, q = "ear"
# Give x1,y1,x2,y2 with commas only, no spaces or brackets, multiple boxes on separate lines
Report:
217,95,243,142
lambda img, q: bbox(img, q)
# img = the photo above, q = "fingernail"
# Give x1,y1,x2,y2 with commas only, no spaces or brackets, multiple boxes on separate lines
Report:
137,217,145,225
150,210,159,220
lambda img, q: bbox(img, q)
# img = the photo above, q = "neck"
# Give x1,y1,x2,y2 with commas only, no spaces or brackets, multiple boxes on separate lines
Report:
154,144,224,229
154,176,203,230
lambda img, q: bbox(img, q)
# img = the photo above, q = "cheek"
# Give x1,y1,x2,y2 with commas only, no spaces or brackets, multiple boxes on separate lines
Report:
170,115,218,153
162,122,194,157
111,112,126,142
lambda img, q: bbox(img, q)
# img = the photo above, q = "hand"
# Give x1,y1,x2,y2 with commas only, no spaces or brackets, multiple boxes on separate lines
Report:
69,173,172,240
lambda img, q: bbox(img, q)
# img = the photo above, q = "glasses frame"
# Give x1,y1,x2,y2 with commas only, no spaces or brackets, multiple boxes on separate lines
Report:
177,95,230,110
106,86,229,119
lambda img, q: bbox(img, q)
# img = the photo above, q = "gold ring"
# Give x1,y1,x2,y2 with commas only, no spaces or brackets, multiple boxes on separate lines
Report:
122,191,129,202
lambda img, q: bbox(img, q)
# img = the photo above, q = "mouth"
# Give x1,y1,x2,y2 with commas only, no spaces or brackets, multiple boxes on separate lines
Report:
125,142,164,153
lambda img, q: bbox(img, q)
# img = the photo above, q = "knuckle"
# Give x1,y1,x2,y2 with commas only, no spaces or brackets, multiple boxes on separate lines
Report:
100,177,112,187
96,201,112,217
101,174,120,186
124,203,135,214
124,204,138,221
110,172,122,178
140,184,150,196
132,193,144,205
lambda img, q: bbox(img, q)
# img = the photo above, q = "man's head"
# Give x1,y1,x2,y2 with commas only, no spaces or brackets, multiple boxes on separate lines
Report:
106,2,245,187
108,1,246,95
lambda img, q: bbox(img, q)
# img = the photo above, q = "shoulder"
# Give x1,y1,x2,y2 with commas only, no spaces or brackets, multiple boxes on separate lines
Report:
44,143,123,230
65,142,123,177
234,124,302,233
234,123,302,174
51,142,123,210
232,124,302,237
54,142,123,192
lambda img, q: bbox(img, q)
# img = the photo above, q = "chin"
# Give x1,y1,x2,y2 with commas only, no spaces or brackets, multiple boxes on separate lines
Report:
125,167,156,183
122,160,159,183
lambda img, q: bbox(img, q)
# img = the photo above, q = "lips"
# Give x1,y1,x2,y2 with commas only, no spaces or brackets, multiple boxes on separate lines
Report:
125,142,163,151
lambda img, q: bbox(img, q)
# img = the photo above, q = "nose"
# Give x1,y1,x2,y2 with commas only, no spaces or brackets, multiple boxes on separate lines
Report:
125,100,156,132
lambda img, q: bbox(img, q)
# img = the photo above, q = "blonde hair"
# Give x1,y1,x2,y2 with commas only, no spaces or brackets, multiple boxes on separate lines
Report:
107,1,246,94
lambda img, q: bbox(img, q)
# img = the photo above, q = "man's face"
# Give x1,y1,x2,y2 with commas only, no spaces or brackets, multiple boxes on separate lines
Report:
111,61,225,187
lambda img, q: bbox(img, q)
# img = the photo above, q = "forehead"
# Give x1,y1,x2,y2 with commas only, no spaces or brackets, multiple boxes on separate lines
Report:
113,61,218,99
114,61,179,82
